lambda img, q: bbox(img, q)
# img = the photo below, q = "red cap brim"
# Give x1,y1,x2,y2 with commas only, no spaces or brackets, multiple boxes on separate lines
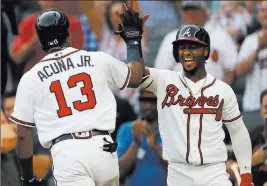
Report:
172,37,208,46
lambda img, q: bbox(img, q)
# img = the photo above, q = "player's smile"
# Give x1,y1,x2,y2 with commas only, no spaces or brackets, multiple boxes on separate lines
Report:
182,55,196,68
178,43,202,72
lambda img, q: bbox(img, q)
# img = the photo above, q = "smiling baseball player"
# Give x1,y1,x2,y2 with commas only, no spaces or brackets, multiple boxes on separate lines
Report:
141,25,253,186
9,5,149,186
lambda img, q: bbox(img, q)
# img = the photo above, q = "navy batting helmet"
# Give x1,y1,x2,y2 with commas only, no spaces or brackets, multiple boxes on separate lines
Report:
172,25,210,62
35,8,70,52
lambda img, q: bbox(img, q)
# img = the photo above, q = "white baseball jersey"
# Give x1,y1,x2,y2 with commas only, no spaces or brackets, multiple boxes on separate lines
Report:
154,22,237,81
238,32,267,112
141,68,241,165
10,47,131,149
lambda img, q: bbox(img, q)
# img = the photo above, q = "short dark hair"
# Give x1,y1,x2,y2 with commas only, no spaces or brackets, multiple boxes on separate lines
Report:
260,89,267,105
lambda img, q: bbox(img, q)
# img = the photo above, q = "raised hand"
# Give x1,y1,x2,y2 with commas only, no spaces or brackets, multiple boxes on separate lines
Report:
131,120,152,145
114,2,149,43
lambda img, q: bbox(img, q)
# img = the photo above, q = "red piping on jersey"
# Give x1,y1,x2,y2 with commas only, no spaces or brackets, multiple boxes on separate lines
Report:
39,49,81,63
198,78,216,164
215,99,224,121
179,75,196,163
9,116,35,127
183,99,223,121
120,65,130,90
179,78,192,163
199,114,204,164
186,112,191,163
179,76,187,88
184,108,218,114
222,114,242,123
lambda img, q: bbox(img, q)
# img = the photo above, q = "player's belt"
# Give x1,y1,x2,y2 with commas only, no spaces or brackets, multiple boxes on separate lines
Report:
51,130,109,146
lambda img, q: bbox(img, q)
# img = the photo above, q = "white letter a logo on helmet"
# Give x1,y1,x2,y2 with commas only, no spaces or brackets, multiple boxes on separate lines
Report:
181,28,191,37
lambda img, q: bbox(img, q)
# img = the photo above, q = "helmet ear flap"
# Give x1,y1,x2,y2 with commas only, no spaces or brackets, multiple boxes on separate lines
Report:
204,47,210,60
173,44,179,63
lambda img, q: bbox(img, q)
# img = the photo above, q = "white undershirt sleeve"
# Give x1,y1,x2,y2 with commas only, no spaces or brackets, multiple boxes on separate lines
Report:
225,118,252,174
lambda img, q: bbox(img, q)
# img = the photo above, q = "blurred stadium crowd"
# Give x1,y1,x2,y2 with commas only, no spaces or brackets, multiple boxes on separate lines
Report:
1,1,267,186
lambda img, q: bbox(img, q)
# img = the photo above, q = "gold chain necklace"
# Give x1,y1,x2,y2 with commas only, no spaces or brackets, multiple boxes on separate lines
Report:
182,74,207,96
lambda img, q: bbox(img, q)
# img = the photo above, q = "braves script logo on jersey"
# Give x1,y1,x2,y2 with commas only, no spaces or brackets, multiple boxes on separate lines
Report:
162,84,224,121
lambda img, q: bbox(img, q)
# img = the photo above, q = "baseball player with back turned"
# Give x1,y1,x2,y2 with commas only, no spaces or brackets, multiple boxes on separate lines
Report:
9,4,149,186
140,25,253,186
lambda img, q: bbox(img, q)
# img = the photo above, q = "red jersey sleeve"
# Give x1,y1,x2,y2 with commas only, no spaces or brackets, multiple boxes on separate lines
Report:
11,14,38,53
68,16,84,49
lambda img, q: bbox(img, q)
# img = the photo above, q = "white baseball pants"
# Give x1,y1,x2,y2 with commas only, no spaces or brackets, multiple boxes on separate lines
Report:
167,162,232,186
50,135,119,186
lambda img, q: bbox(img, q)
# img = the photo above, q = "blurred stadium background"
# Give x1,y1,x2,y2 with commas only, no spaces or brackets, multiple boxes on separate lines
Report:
1,1,267,186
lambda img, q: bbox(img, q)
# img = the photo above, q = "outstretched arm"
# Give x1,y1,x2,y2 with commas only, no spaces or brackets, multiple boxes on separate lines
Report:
114,2,149,88
225,119,253,185
126,57,145,88
222,84,253,185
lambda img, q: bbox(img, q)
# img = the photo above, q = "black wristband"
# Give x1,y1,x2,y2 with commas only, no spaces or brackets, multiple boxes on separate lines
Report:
18,156,34,180
126,40,143,63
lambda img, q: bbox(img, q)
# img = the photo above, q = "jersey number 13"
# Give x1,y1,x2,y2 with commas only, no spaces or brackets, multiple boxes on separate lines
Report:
50,72,96,118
